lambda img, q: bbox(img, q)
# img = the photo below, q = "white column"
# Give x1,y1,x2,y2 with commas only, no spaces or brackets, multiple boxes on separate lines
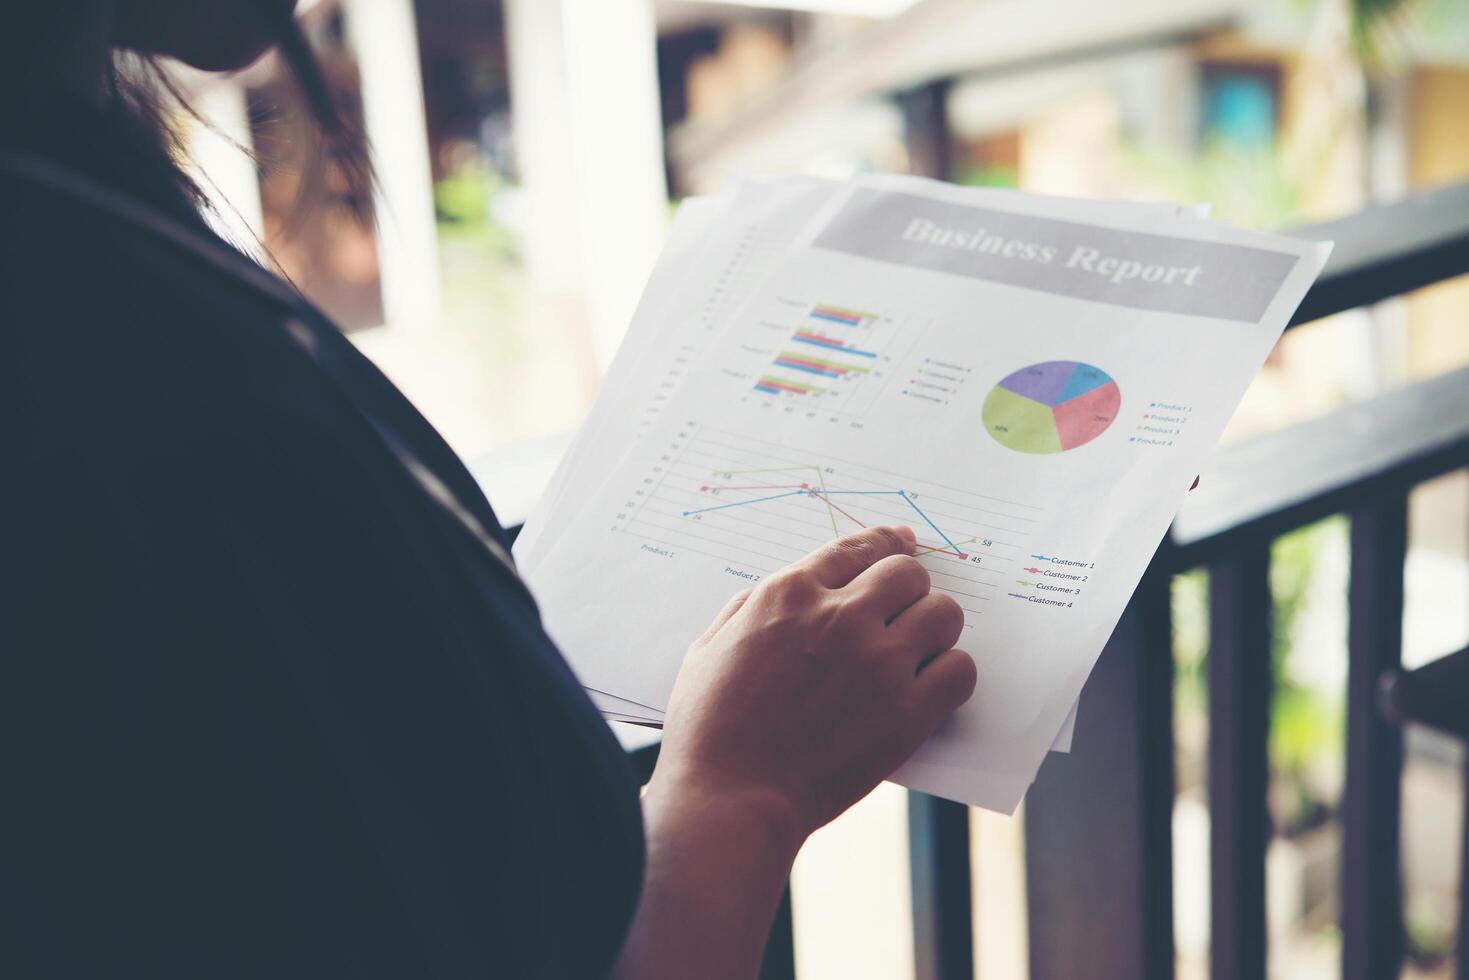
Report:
504,0,585,293
506,0,669,370
181,78,265,259
342,0,441,332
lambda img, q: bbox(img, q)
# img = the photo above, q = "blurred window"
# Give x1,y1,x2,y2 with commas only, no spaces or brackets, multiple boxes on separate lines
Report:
1200,61,1280,150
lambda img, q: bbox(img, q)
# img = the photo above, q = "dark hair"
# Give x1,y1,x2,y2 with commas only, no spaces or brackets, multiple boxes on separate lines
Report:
1,3,373,234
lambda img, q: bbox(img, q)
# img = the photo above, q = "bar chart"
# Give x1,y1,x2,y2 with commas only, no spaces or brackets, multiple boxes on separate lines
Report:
751,302,907,417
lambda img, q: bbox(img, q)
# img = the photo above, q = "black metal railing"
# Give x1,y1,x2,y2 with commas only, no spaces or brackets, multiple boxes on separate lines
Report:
607,178,1469,980
1023,181,1469,980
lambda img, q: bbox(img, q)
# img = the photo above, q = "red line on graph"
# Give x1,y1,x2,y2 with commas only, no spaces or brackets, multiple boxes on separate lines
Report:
810,491,869,529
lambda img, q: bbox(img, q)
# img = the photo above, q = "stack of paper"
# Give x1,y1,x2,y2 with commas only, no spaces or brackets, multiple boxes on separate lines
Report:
513,174,1329,813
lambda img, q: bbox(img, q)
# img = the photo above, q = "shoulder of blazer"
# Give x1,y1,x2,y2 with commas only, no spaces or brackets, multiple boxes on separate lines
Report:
0,150,536,604
1,149,305,311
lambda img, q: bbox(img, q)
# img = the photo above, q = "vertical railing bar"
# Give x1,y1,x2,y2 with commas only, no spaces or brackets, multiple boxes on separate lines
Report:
1342,492,1408,980
1024,567,1175,980
908,792,974,980
1459,476,1468,980
1139,569,1178,980
1459,749,1469,980
758,882,797,980
897,78,954,182
1207,544,1273,980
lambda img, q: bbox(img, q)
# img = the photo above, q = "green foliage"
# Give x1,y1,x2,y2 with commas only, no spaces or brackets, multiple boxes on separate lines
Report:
435,166,494,225
1172,568,1210,719
1405,908,1455,965
1268,519,1346,794
1125,138,1306,230
1172,519,1348,836
955,164,1020,190
433,164,518,259
1348,0,1427,73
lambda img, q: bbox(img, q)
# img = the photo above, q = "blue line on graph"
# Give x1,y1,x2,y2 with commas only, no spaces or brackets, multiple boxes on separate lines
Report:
777,361,842,379
1031,554,1052,561
899,490,962,555
819,490,905,496
682,489,807,517
681,483,965,557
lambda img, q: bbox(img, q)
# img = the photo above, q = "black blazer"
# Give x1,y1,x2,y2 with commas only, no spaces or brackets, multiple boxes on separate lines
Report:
2,153,644,978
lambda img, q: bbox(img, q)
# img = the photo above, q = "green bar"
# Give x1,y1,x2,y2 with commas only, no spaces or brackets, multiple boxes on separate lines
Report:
758,375,824,394
776,351,871,375
814,304,879,320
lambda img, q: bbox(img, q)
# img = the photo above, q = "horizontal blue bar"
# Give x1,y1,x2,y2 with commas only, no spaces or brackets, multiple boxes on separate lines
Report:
810,312,862,326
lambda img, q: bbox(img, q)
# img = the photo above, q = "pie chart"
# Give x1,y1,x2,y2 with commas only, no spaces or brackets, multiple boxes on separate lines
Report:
983,361,1121,454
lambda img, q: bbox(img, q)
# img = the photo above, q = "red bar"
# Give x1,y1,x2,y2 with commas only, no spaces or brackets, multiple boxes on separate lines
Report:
762,380,814,395
796,329,850,346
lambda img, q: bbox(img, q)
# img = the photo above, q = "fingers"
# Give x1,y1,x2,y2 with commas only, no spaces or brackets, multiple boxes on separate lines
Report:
848,554,931,622
793,525,915,589
694,587,754,647
910,648,977,721
887,592,965,661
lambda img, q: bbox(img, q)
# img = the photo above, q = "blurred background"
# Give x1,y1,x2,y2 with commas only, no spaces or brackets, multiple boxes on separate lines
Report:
169,0,1466,976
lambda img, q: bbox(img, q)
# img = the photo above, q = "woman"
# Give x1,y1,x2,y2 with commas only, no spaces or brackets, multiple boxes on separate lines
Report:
2,3,976,977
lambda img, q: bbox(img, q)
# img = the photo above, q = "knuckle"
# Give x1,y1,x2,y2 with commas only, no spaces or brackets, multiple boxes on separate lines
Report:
763,568,811,601
871,526,904,555
896,555,931,592
835,535,876,568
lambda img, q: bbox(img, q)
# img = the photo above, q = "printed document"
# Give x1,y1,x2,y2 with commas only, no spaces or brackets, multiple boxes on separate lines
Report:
522,175,1329,812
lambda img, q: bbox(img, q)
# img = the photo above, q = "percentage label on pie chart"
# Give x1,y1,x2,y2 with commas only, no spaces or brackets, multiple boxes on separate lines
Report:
983,361,1121,454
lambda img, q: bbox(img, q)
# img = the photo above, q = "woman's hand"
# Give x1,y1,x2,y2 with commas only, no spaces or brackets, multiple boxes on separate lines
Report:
615,526,975,979
651,523,977,844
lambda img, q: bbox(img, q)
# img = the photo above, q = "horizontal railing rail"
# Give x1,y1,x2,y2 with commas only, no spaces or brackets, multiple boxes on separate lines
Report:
1289,180,1469,326
1167,365,1469,569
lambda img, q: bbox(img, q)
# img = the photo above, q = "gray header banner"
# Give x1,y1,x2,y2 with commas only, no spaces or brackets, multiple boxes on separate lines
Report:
811,188,1300,323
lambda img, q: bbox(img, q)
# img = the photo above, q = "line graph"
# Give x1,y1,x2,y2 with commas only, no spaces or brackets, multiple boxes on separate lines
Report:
618,425,1043,618
682,476,967,557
